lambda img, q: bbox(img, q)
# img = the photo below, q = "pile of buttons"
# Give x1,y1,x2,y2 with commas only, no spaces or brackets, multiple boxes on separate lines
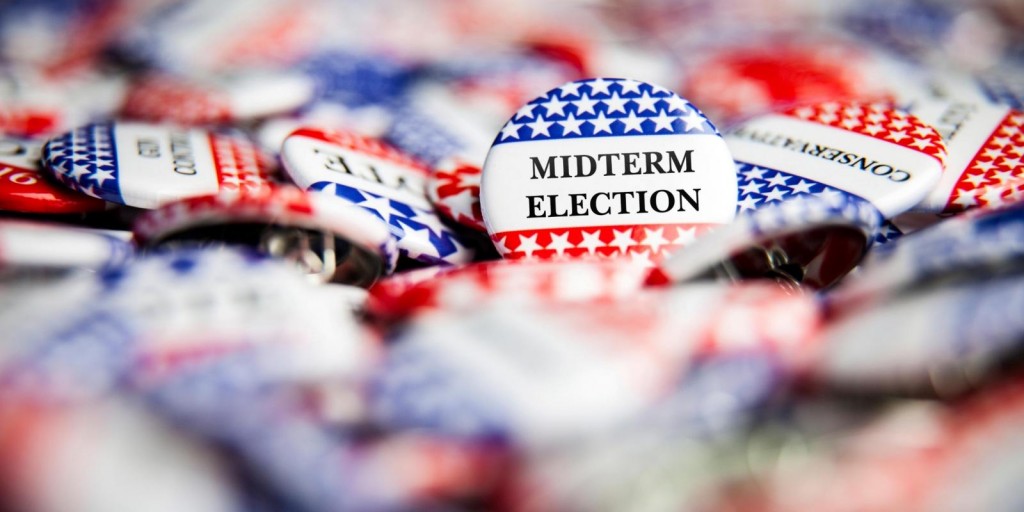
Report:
1,1,1023,510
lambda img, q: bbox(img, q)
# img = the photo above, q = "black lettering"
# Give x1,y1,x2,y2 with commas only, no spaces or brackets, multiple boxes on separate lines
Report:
678,188,700,211
635,190,648,213
644,151,665,174
667,150,695,173
569,193,589,216
622,152,641,175
890,170,910,182
575,154,597,177
590,192,611,215
547,194,568,217
530,156,556,179
650,189,674,213
527,195,545,218
598,153,622,176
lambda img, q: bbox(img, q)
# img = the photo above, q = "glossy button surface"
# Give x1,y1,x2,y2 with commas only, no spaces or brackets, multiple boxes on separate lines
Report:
481,77,738,265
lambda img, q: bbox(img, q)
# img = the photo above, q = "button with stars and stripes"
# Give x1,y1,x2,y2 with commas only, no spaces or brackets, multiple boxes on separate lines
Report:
280,127,474,266
481,78,738,266
41,122,276,209
0,136,108,214
726,101,947,219
133,185,398,286
905,100,1022,213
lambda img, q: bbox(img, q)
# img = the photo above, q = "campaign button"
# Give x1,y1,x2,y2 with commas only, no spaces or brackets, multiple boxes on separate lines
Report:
121,71,315,125
0,136,107,214
281,127,473,266
908,101,1022,212
0,219,131,271
726,101,947,218
480,78,738,264
651,194,882,290
133,185,397,286
41,122,275,209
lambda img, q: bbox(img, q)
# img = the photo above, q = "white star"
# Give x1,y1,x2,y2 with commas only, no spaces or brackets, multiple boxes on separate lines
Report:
866,112,886,124
664,96,690,114
609,228,636,254
629,250,655,268
790,179,814,194
889,118,911,130
619,112,645,133
817,112,838,124
794,107,815,119
982,147,1003,159
618,79,644,96
559,113,585,136
840,117,862,130
602,92,629,114
573,94,599,116
842,106,864,117
744,166,767,180
739,181,763,196
588,113,614,134
68,164,91,182
1000,156,1022,168
650,112,676,132
641,227,670,252
737,195,761,211
972,160,997,173
909,137,933,150
528,118,554,138
762,187,787,203
952,189,978,208
558,81,583,98
547,231,574,255
672,226,697,246
588,78,613,97
499,122,522,140
400,225,442,260
963,172,989,187
632,91,659,113
912,125,935,137
577,230,604,255
980,186,1006,205
541,95,569,118
992,136,1012,147
514,103,537,120
89,168,115,187
516,233,543,257
766,173,790,188
991,169,1015,184
358,194,405,224
679,109,706,132
817,188,846,207
863,124,884,135
886,130,909,143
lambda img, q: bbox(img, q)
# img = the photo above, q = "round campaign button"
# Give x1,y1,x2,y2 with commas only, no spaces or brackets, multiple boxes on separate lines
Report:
133,185,398,286
42,122,275,209
907,101,1022,212
121,71,315,125
726,101,947,219
281,127,473,266
0,136,107,214
480,78,738,264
